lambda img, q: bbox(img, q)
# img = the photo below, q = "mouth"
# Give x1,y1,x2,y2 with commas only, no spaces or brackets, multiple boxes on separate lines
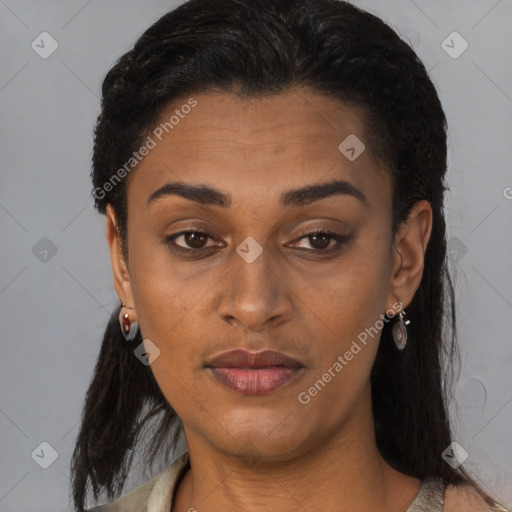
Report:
204,349,305,395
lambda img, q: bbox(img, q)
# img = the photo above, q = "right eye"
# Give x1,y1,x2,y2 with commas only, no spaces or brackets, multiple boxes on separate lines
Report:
164,229,223,253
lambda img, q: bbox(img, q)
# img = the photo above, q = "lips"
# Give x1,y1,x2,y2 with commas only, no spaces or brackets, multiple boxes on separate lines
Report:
204,349,303,369
204,349,305,394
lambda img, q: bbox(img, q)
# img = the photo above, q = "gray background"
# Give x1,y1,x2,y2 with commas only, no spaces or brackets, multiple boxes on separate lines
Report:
0,0,511,510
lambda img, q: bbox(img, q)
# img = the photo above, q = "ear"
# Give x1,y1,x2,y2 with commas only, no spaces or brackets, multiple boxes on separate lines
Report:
386,200,433,310
106,204,135,309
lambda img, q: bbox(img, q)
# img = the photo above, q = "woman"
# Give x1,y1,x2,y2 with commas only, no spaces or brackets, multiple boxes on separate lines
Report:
70,0,510,510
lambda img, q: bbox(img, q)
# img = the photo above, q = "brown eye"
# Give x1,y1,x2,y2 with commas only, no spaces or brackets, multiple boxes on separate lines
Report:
165,230,219,251
289,230,350,254
307,232,332,250
182,231,208,249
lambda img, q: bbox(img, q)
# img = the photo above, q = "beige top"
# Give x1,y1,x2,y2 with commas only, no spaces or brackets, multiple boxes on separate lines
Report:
86,451,504,512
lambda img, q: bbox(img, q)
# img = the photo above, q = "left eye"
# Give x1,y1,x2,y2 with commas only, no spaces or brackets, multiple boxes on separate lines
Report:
288,231,347,252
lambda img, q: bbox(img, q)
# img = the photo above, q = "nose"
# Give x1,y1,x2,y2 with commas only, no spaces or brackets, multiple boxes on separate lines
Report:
217,244,293,332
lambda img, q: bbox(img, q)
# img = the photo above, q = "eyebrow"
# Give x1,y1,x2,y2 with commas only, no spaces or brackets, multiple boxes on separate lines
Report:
146,179,368,209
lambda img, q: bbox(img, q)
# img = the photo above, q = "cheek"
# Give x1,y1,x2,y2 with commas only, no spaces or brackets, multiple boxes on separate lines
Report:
302,236,391,336
130,265,211,410
304,245,392,405
132,272,207,362
127,238,197,350
292,249,389,420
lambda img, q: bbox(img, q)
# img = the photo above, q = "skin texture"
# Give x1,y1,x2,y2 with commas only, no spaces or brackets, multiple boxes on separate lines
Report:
106,87,440,511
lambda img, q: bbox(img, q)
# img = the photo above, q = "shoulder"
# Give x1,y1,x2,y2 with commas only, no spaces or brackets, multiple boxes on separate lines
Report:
85,476,155,511
444,484,505,512
86,451,190,512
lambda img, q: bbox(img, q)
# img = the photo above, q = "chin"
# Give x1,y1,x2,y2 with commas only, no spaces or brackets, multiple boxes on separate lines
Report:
205,408,314,460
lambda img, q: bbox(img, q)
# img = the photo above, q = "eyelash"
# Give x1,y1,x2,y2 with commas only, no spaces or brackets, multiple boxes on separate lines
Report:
163,228,351,257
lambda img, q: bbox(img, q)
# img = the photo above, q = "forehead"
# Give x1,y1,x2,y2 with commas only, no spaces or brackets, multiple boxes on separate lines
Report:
128,88,391,213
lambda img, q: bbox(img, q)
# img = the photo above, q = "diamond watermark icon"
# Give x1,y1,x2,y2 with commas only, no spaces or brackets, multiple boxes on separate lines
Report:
338,134,365,161
31,32,59,59
31,441,59,469
236,236,263,263
441,31,468,59
32,236,58,263
447,237,468,263
441,441,468,469
134,339,161,366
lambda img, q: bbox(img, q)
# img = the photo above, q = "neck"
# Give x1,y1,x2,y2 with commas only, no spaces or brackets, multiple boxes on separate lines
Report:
173,383,421,512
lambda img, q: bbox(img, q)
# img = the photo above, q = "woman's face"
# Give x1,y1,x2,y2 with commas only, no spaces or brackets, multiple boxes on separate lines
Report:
107,88,431,460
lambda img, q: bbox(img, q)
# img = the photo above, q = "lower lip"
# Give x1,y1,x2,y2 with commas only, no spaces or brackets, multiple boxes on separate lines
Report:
207,366,303,395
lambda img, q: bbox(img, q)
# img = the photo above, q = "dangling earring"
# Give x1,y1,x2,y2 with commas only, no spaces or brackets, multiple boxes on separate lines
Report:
119,302,139,341
392,300,410,351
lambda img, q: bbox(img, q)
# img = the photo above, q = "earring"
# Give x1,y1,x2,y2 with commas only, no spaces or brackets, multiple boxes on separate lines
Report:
392,300,410,351
119,302,139,341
